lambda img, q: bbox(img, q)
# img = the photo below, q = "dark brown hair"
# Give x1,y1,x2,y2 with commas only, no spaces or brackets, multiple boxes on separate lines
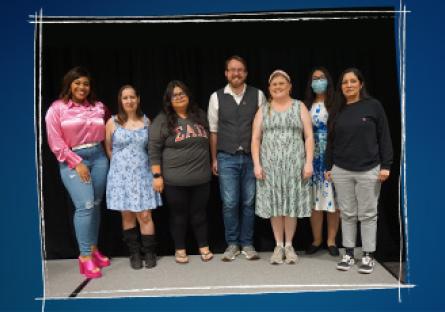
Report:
303,66,335,112
162,80,206,133
225,55,248,71
327,67,371,147
59,66,97,104
329,67,370,126
116,85,143,125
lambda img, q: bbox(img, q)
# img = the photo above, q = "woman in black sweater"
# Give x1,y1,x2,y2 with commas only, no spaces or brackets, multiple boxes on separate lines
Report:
325,68,393,274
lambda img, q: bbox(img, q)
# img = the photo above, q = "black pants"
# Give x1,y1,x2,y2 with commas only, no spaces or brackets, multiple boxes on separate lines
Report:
164,182,210,250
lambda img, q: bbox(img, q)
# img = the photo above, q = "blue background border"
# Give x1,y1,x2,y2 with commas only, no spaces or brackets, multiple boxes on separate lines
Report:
1,0,442,310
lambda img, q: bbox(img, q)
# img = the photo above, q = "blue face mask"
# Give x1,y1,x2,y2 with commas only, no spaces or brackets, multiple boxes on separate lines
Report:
311,79,328,94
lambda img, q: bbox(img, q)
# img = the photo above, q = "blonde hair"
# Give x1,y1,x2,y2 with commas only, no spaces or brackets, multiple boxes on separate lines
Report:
267,69,292,116
268,69,291,84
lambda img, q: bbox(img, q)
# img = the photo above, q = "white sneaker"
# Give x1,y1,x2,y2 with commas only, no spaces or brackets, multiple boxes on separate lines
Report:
241,245,260,260
284,245,298,264
358,255,375,274
336,254,355,271
221,245,240,262
270,246,284,264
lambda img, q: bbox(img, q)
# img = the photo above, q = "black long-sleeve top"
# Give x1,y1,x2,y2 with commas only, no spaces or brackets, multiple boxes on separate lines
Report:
325,97,393,171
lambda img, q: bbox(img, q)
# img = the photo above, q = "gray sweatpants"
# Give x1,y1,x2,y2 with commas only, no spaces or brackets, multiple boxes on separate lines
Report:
331,165,381,252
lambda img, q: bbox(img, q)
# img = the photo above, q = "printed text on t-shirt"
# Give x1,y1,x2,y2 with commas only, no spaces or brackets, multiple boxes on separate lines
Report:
174,123,208,142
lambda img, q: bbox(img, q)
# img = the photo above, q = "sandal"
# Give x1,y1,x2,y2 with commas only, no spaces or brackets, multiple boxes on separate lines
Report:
199,248,214,262
175,250,189,264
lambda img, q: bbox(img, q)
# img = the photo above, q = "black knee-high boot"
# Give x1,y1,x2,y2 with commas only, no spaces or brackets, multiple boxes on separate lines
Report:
141,234,157,269
123,227,143,270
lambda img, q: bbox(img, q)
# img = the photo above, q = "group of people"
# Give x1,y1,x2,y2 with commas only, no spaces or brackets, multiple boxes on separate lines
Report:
45,55,393,279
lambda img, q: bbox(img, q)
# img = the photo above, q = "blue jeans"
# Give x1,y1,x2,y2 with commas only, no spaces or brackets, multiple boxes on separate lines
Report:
59,144,109,256
217,151,256,247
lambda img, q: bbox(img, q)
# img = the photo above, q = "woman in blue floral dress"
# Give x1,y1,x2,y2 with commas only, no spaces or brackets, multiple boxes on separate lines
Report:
304,67,340,257
105,85,162,270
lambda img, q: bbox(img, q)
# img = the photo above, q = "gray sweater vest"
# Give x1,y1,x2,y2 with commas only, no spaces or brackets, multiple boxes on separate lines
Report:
216,85,259,154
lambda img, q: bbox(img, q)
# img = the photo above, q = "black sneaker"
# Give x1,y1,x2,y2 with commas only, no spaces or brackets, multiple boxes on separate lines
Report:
336,254,355,271
358,255,375,274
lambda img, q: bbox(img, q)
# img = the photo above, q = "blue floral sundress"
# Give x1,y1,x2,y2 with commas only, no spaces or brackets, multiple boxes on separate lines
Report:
106,115,162,212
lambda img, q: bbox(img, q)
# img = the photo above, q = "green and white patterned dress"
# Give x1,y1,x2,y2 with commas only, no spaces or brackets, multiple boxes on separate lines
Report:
255,100,311,218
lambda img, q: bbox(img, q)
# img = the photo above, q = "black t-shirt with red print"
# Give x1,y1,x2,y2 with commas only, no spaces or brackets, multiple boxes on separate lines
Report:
150,111,211,186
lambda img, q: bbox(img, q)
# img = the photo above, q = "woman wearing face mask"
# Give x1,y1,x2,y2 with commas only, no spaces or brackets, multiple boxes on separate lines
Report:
325,68,393,274
45,66,110,278
252,70,314,265
304,67,340,257
105,85,162,270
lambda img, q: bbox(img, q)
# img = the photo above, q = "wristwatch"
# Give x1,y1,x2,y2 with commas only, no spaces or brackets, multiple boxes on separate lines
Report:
152,173,162,179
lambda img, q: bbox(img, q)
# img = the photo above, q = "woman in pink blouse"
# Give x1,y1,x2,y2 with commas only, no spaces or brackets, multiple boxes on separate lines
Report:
45,67,111,278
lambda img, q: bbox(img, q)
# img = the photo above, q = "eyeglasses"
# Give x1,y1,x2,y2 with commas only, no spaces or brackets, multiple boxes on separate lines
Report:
172,91,186,100
227,68,245,73
312,76,326,81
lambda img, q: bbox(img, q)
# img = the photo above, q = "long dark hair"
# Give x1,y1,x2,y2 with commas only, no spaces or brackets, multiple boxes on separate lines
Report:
59,66,97,104
116,84,144,125
303,66,334,111
162,80,206,133
327,67,371,144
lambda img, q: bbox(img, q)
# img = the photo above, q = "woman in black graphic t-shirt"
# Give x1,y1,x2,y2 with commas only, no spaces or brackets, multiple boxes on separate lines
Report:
150,80,213,264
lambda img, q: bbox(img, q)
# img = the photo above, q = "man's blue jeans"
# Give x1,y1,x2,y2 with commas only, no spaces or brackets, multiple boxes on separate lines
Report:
59,144,109,256
217,151,256,247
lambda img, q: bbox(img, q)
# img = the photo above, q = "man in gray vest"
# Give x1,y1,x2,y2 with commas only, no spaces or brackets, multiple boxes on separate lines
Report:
208,55,267,261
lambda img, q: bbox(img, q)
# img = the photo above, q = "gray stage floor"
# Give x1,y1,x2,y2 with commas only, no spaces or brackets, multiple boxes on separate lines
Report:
44,249,410,298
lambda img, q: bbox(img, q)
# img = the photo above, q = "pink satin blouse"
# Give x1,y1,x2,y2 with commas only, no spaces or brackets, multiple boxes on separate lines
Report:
45,99,110,169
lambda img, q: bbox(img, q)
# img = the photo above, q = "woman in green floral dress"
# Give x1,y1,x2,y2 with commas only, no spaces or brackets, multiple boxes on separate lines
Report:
251,70,314,265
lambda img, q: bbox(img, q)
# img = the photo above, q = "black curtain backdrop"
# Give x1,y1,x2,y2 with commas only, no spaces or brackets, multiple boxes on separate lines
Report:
38,9,402,262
